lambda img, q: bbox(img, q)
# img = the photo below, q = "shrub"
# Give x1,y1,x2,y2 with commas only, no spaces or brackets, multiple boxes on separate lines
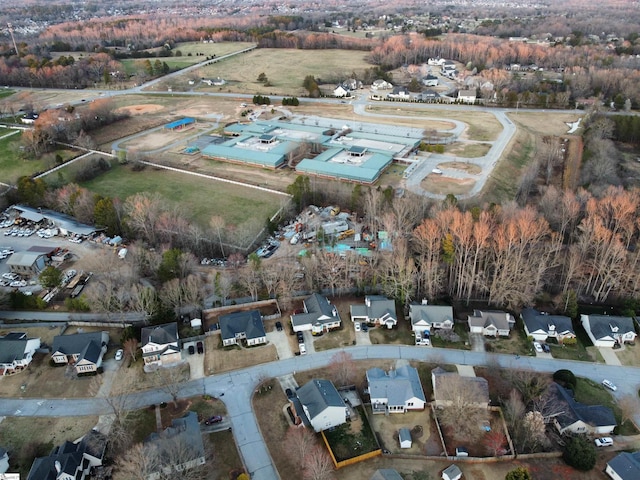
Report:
563,435,596,471
563,337,577,346
505,467,532,480
553,369,577,389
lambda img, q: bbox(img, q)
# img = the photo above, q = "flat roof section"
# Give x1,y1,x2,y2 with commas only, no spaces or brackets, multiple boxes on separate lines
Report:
164,117,195,129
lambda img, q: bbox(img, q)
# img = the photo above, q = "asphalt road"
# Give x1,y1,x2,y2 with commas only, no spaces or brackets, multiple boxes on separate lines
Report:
1,345,638,480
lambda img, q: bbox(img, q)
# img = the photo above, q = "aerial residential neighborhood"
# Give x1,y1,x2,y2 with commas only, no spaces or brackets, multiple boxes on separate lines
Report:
1,0,640,480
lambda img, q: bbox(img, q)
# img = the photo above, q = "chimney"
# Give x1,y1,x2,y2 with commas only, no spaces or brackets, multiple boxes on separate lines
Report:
55,461,62,474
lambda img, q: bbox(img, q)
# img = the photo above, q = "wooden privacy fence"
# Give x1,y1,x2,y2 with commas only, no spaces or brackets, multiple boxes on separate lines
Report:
320,430,382,469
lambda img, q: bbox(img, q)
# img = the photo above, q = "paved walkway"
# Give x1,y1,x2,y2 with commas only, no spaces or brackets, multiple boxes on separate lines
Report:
599,347,622,366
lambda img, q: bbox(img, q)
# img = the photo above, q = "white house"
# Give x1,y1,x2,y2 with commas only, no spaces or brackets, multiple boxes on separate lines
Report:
606,451,640,480
550,383,616,435
581,314,637,347
442,464,463,480
291,293,341,335
0,332,41,375
333,85,351,98
387,86,411,99
350,295,397,329
409,302,454,345
468,310,515,337
51,331,109,374
399,428,412,449
457,89,477,104
141,323,181,368
367,365,426,414
422,74,439,87
371,79,393,90
521,307,575,343
296,379,347,432
219,310,267,347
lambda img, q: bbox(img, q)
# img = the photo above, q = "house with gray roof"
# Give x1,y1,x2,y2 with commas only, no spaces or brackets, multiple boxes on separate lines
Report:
296,379,346,432
409,302,454,345
367,365,426,414
141,323,181,368
27,430,107,480
51,331,108,374
0,332,41,376
6,251,47,276
549,382,616,435
350,295,397,329
581,314,637,347
431,367,490,409
291,293,341,335
144,411,206,479
442,464,463,480
219,310,267,347
371,469,403,480
468,310,515,337
606,450,640,480
521,307,575,343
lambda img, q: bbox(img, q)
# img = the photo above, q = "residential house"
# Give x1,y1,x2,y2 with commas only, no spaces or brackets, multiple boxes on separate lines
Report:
521,307,576,343
291,293,341,335
431,367,490,409
418,90,440,102
333,85,351,98
350,295,397,329
0,332,41,375
202,77,225,86
442,464,463,480
457,89,477,104
342,78,362,90
468,310,515,337
51,331,109,374
409,302,454,345
295,379,347,432
370,470,404,480
219,310,267,347
141,323,181,368
27,430,107,480
0,446,8,473
399,428,412,448
549,382,616,435
387,86,411,99
606,451,640,480
143,412,206,480
367,365,426,414
371,79,393,90
422,74,439,87
6,251,47,276
21,112,39,124
581,315,637,347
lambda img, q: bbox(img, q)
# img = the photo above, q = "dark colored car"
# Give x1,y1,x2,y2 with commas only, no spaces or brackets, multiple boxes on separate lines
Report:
196,341,204,354
361,323,369,332
542,343,550,353
188,345,195,355
204,415,223,425
275,321,283,331
297,331,304,343
285,388,294,398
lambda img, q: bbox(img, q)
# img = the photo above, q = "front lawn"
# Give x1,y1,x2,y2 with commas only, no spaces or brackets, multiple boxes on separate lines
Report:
430,322,470,350
549,326,603,362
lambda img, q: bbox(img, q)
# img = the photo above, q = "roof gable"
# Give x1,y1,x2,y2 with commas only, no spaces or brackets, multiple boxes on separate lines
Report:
219,310,265,341
297,379,345,420
141,323,178,346
52,332,108,356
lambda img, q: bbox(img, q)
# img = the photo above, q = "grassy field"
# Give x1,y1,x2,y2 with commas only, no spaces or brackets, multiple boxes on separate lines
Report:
0,129,51,184
446,142,492,158
79,162,284,230
196,48,372,96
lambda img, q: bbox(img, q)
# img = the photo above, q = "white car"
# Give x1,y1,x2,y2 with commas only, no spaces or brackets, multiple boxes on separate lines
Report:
354,322,361,332
431,168,443,174
602,379,617,391
533,341,543,353
2,272,18,280
594,437,613,447
10,280,27,287
115,349,124,361
299,343,307,355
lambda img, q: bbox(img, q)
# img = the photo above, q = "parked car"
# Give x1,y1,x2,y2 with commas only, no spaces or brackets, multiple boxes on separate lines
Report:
275,321,283,331
204,415,223,425
542,343,550,353
602,379,617,391
299,343,307,355
196,341,204,354
361,323,369,332
188,345,195,355
594,437,614,447
533,341,543,353
354,322,361,332
297,331,304,343
115,349,124,361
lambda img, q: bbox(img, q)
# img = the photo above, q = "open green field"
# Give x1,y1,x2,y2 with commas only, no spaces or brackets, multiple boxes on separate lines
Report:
0,89,15,100
0,129,56,184
79,163,284,230
196,48,372,96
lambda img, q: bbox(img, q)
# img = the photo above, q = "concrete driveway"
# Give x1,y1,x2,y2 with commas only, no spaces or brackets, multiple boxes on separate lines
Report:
183,346,205,379
599,347,622,366
470,333,486,352
266,330,293,360
355,328,371,345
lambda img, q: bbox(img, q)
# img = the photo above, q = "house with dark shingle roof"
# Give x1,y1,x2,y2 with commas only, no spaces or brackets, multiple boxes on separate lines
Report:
27,430,107,480
51,331,108,374
219,310,266,347
581,314,637,347
0,332,41,376
521,307,575,343
367,365,426,414
141,323,180,368
296,379,346,432
549,382,616,435
468,310,515,337
350,295,397,329
143,411,206,479
606,450,640,480
291,293,341,335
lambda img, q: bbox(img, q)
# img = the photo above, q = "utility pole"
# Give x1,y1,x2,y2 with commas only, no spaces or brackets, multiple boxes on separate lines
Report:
7,23,19,57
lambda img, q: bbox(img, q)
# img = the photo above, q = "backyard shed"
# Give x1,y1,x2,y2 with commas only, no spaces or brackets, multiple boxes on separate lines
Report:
399,428,412,449
442,464,462,480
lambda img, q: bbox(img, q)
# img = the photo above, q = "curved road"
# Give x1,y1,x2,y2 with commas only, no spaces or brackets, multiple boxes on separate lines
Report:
2,345,638,480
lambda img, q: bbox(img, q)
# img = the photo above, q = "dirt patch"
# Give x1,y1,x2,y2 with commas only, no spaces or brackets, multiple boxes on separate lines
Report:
445,142,492,158
420,174,476,195
368,408,443,455
115,104,164,116
438,161,482,174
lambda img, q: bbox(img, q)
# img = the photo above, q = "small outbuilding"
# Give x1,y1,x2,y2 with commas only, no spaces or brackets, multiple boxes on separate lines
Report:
442,464,462,480
399,428,412,449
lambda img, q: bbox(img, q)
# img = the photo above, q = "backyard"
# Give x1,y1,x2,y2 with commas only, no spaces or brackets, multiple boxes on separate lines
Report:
367,407,443,455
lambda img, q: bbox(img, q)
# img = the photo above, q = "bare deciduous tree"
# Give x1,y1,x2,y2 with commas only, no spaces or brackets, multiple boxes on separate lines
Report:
154,365,190,408
434,374,489,439
123,337,139,362
327,351,357,387
302,445,335,480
